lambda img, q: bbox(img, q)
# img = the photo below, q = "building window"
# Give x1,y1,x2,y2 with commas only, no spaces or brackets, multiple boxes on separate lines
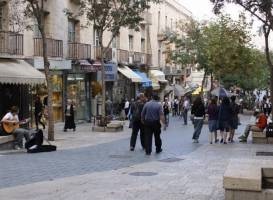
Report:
129,35,133,51
158,11,160,32
94,28,99,46
0,6,3,30
141,38,145,53
68,19,76,42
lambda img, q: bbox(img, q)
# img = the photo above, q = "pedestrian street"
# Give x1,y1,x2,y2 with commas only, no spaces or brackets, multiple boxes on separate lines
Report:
0,114,272,200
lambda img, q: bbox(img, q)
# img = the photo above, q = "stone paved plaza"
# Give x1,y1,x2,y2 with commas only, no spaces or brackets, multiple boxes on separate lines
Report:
0,114,273,200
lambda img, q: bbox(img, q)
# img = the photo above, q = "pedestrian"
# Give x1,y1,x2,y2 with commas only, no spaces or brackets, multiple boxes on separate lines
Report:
238,110,267,142
191,96,205,143
124,99,130,120
105,98,113,116
34,96,45,130
207,98,219,144
218,97,232,144
129,93,146,151
229,96,240,143
141,94,165,155
162,98,170,130
173,98,178,116
182,97,190,125
64,100,76,132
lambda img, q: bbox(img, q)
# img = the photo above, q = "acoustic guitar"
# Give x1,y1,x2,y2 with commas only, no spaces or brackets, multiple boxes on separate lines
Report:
1,118,30,134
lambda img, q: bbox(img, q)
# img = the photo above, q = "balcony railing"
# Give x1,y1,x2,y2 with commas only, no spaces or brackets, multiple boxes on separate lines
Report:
117,49,129,64
0,31,23,56
94,46,112,61
34,38,63,57
68,42,91,60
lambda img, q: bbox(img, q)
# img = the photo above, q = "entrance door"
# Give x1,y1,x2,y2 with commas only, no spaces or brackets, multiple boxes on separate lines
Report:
67,74,86,120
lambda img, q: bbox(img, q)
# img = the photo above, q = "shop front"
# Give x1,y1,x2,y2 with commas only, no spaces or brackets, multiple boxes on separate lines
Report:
0,59,45,121
65,60,100,121
33,58,71,122
114,65,141,103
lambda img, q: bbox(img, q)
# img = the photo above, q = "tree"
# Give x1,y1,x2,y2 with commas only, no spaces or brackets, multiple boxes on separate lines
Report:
70,0,159,122
220,48,269,91
210,0,273,116
165,14,253,95
164,19,210,94
24,0,55,140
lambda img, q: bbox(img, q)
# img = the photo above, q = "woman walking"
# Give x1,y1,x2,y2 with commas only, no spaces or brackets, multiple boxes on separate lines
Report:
34,96,45,130
218,97,232,144
64,100,76,132
191,96,205,143
207,98,219,144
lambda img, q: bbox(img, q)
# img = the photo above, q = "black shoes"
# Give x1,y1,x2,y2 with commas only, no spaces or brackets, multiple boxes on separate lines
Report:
130,147,134,151
156,149,162,154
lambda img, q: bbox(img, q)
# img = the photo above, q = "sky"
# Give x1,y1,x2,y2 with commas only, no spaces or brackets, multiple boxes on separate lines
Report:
178,0,265,49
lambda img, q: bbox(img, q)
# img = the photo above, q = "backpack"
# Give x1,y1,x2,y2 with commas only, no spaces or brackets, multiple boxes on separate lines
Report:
266,123,273,137
163,102,169,114
132,102,143,121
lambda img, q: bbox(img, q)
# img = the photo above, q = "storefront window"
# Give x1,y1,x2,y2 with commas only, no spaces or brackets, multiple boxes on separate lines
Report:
52,75,63,121
67,74,86,120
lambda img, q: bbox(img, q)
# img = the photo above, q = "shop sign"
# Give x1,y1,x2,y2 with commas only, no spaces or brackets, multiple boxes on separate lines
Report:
80,60,102,72
34,58,71,70
105,63,117,82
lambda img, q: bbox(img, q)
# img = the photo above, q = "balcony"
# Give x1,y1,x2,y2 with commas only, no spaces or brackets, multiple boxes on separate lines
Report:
0,31,23,57
34,38,63,57
94,47,112,61
117,49,129,64
68,42,91,60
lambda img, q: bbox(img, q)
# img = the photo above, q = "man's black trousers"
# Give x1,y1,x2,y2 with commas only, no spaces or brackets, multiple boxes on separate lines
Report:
144,120,162,154
130,120,145,149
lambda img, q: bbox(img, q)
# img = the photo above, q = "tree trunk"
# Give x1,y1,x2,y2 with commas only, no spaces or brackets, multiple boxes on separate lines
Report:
200,69,207,96
99,33,106,118
41,28,54,141
263,25,273,120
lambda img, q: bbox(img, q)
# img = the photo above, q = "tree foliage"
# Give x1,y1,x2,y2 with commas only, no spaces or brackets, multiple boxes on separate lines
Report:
210,0,273,116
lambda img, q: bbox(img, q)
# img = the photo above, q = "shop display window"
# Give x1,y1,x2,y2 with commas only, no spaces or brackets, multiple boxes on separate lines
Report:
67,74,86,120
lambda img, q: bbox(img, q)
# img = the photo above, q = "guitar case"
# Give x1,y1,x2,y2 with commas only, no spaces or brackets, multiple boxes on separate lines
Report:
25,129,57,153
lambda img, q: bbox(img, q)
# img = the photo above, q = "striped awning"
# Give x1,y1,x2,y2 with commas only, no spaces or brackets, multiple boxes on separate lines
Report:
0,59,45,85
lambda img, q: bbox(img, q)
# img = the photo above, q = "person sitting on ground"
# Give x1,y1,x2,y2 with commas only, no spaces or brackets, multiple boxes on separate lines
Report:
238,110,267,142
0,106,30,150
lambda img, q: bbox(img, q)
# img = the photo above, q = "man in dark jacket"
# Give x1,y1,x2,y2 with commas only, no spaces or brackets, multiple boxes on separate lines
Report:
141,94,165,155
130,93,146,151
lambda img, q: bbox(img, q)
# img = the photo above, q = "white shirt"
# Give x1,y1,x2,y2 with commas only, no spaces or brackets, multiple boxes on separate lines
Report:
183,100,190,109
1,112,19,122
124,101,130,109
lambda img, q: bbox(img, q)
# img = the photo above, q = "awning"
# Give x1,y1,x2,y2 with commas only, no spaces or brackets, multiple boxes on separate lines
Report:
151,81,160,90
134,70,152,87
118,66,142,82
149,69,168,83
0,59,45,85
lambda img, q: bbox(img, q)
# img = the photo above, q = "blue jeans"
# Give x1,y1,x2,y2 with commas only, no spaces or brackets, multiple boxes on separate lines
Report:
192,119,204,140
